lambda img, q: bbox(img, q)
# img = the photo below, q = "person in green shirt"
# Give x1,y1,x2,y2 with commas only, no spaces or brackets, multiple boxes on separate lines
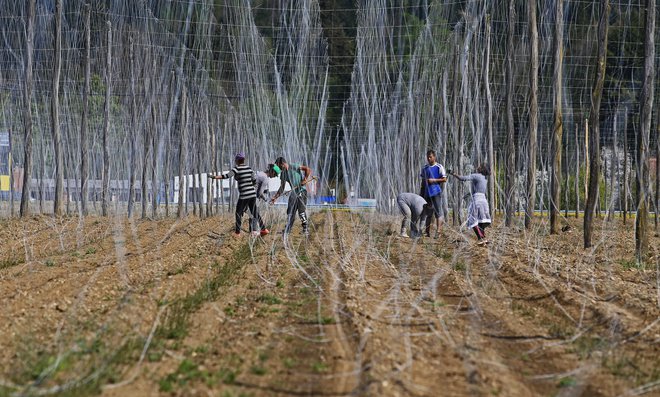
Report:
270,157,313,236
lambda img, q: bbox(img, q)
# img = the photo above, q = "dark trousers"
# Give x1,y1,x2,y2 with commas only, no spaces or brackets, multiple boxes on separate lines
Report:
236,197,264,233
285,190,308,233
472,222,490,240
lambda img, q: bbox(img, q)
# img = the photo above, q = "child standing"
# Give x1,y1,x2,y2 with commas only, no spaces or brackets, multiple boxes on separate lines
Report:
449,165,491,245
420,150,447,238
209,152,269,237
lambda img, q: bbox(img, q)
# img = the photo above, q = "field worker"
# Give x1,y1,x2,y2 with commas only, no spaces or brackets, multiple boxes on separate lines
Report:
255,166,272,201
270,157,313,236
249,165,275,232
209,152,269,237
449,164,492,245
396,192,429,238
420,149,447,238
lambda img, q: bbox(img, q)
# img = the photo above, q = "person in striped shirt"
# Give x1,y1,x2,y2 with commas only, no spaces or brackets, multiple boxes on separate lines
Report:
209,152,269,237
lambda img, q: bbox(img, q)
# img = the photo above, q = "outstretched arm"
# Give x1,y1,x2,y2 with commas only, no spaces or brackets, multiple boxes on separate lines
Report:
208,169,234,180
449,171,470,182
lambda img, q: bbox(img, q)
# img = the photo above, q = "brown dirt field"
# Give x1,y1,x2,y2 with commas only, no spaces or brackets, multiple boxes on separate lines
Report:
0,211,658,397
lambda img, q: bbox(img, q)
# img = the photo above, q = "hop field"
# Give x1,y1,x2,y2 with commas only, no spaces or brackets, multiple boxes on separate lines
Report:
0,211,658,397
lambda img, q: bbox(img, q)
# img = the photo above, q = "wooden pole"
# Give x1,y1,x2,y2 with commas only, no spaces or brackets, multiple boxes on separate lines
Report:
584,0,610,248
635,0,655,262
20,0,36,217
177,87,188,219
550,0,564,233
526,0,539,229
102,21,112,217
505,0,516,226
127,35,137,217
575,121,579,217
51,0,64,216
608,114,618,221
485,14,495,218
623,112,629,224
80,3,91,216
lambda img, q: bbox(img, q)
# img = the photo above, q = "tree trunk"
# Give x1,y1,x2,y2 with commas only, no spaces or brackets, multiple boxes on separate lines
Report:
505,0,516,227
80,3,91,216
635,0,655,263
550,0,564,234
102,21,112,217
177,88,188,219
485,14,495,217
526,0,539,229
584,0,610,248
51,0,64,216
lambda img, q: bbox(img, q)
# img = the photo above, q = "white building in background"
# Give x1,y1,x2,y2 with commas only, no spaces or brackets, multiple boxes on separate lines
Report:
173,172,286,204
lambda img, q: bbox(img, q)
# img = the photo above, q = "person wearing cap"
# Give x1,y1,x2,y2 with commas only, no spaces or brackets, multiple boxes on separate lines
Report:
257,164,278,201
269,157,312,236
209,152,269,237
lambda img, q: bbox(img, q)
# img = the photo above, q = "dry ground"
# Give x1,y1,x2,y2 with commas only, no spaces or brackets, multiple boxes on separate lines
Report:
0,209,658,397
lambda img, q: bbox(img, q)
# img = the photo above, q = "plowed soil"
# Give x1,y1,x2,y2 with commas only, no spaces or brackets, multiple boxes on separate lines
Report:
0,210,658,397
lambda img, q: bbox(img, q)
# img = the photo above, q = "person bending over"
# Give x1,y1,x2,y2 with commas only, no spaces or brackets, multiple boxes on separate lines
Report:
396,192,429,238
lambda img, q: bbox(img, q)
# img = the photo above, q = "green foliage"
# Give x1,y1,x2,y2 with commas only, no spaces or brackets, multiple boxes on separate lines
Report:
156,243,252,340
